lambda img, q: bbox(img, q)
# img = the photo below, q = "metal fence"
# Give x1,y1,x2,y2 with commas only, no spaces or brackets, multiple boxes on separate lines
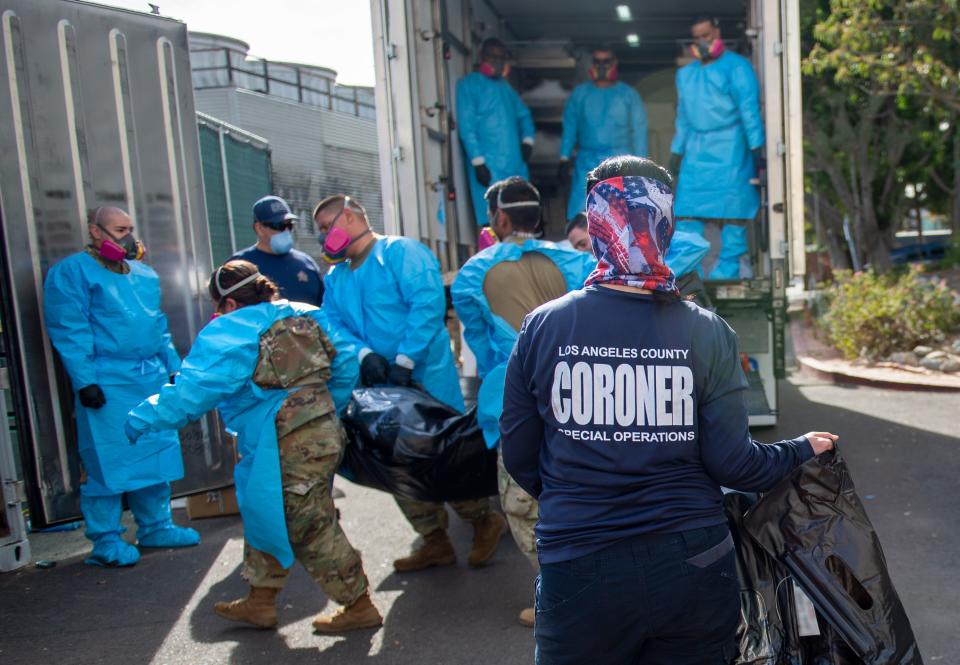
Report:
190,47,376,120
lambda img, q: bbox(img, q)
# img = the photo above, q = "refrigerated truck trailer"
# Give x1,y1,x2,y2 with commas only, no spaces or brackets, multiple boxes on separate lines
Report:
0,0,237,536
369,0,806,426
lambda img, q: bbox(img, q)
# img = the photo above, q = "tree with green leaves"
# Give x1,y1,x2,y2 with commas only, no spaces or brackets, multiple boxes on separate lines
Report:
802,0,960,270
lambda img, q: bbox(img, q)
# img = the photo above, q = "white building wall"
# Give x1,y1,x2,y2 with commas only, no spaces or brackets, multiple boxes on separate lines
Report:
193,88,384,260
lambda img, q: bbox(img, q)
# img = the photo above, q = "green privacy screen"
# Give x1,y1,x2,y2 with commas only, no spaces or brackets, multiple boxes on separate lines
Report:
198,121,272,265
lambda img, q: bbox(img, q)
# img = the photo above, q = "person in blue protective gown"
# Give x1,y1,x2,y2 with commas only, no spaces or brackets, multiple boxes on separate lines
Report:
451,177,595,628
456,38,536,226
126,261,382,633
314,194,508,574
42,206,199,567
669,16,765,280
559,47,649,221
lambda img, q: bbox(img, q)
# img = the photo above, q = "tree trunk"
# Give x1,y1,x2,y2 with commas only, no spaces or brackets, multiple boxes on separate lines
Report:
861,223,893,272
805,192,852,272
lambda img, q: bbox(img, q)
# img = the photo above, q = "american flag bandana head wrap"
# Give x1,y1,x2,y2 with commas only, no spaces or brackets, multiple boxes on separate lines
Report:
584,175,678,295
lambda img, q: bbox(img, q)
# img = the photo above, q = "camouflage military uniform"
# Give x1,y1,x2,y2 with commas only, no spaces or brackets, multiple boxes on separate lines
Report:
394,495,492,537
241,315,368,606
497,452,538,569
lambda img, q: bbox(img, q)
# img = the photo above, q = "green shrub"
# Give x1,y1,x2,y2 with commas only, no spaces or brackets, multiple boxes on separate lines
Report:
819,267,960,360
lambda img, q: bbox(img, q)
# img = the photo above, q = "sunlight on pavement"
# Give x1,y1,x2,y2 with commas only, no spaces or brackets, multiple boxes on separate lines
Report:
793,379,959,440
151,537,245,664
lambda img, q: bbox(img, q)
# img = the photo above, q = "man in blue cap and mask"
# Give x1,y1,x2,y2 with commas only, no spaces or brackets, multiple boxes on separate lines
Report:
231,195,325,306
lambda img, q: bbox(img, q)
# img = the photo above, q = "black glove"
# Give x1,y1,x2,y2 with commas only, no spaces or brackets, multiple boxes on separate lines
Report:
520,142,533,163
78,384,106,409
752,147,767,182
557,159,571,184
668,153,682,179
388,363,413,387
474,163,492,187
360,353,390,387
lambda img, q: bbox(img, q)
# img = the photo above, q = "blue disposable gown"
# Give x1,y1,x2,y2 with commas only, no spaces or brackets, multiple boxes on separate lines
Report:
456,72,536,225
322,236,464,412
665,229,712,279
126,300,359,568
43,252,182,496
561,82,649,220
671,51,764,220
451,240,595,447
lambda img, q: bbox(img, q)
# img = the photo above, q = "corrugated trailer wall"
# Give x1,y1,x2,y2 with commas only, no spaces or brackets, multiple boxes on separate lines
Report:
194,88,383,261
0,0,236,525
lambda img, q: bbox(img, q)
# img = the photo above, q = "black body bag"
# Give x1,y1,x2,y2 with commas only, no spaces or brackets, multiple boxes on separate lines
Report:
338,386,498,503
729,449,922,665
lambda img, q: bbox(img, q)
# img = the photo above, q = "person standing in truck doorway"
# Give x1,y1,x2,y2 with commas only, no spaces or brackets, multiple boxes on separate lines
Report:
558,46,649,222
669,16,765,280
456,37,537,228
43,206,199,568
231,195,326,306
314,194,508,574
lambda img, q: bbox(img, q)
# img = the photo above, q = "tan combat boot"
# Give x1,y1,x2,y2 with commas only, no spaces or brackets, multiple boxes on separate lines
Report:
518,607,535,628
313,591,384,633
467,511,507,567
392,530,457,572
213,586,279,628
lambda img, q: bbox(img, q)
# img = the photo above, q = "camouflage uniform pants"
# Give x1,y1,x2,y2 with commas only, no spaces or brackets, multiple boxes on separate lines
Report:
394,495,491,537
243,414,368,606
497,452,539,570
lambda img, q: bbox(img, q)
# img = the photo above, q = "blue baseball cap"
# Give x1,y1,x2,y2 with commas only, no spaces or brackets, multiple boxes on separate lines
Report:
253,195,298,226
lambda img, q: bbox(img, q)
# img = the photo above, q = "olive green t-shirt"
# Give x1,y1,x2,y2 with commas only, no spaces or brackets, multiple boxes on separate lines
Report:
482,241,568,331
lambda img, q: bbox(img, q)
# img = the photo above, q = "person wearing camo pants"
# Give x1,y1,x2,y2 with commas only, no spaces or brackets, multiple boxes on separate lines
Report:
127,261,381,634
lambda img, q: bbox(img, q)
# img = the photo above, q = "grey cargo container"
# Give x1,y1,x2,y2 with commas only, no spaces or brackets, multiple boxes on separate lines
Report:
0,0,235,527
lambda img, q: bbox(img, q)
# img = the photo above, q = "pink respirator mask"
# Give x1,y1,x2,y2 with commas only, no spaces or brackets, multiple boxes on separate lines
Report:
320,227,371,264
690,38,725,61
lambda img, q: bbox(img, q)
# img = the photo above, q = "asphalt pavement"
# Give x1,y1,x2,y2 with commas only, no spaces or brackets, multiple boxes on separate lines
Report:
1,372,958,664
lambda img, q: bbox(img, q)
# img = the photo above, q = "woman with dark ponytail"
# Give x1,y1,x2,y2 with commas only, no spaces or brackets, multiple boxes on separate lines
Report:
499,156,837,664
126,259,382,633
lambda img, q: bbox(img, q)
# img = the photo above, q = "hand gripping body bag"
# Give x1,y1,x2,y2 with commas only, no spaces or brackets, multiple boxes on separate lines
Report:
338,386,498,502
743,449,923,665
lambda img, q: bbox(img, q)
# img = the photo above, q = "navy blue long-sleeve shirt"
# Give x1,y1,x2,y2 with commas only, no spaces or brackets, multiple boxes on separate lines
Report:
231,246,325,306
500,286,813,564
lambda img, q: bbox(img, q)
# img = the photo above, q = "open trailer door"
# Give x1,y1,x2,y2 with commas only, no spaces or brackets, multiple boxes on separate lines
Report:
0,0,235,526
732,0,805,427
370,0,481,272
